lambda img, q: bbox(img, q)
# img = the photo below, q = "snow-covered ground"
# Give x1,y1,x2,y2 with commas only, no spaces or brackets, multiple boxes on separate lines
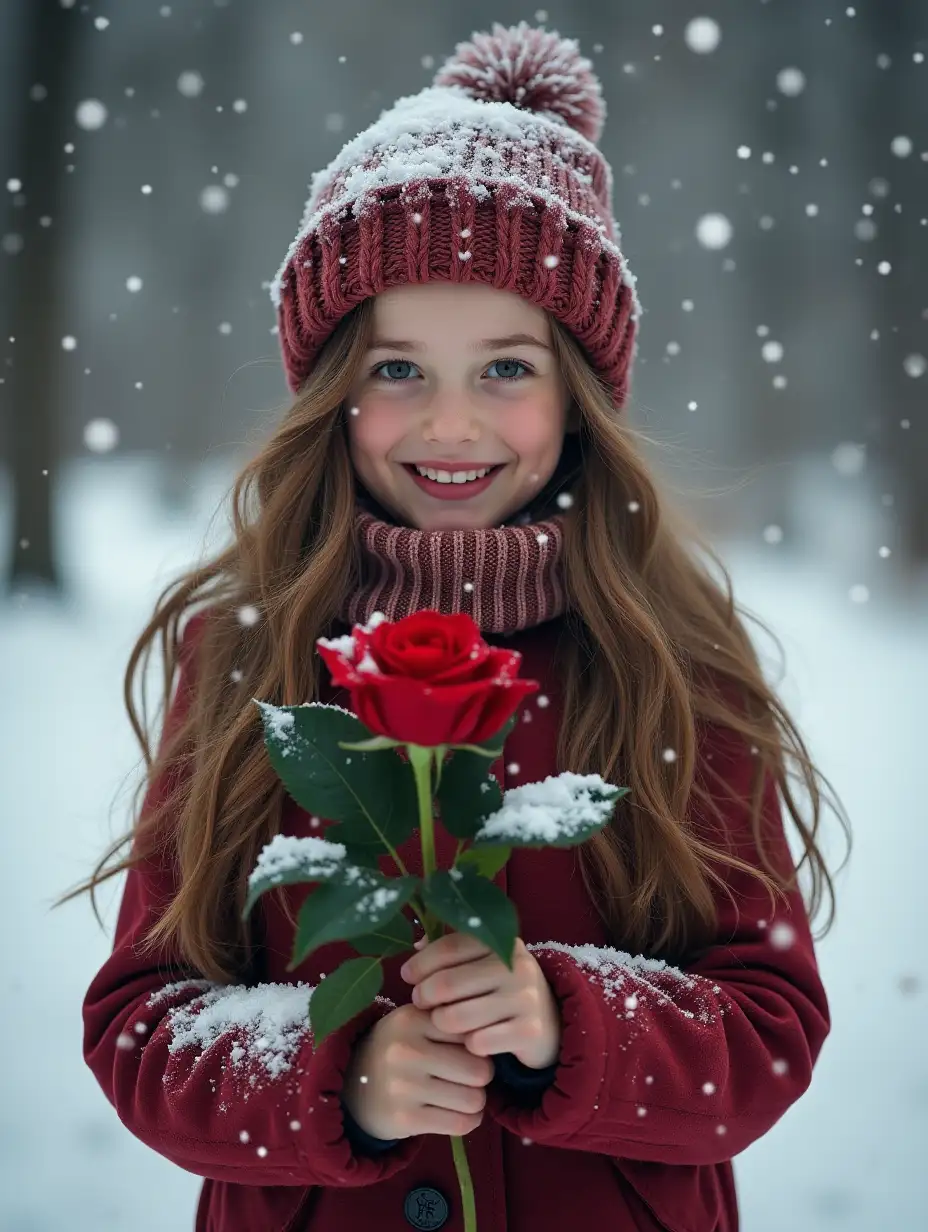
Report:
1,456,925,1230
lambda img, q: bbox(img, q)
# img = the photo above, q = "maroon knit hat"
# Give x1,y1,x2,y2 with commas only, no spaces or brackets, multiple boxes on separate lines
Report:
270,22,640,405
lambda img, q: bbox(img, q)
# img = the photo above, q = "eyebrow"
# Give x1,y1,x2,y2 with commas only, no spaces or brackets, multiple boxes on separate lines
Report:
368,332,553,353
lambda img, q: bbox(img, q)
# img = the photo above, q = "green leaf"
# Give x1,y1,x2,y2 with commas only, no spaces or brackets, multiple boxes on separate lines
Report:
309,956,383,1047
256,700,418,859
289,873,420,969
477,709,521,752
422,867,519,971
337,735,402,752
456,844,512,880
243,835,359,921
436,748,503,840
349,911,415,958
471,776,630,849
453,710,520,760
320,834,386,871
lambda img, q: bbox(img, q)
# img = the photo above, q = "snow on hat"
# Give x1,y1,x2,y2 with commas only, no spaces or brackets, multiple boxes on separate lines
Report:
271,22,641,405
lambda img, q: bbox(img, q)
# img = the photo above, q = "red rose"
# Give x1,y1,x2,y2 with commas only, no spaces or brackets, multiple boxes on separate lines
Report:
316,610,539,747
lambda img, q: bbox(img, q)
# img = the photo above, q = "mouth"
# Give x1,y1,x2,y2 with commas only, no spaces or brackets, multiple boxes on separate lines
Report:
401,462,507,500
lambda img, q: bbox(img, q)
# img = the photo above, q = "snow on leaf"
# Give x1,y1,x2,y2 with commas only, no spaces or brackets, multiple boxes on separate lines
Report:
473,771,620,844
248,833,348,893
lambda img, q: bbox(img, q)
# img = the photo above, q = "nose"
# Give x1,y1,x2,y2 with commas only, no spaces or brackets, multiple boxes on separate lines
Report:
423,393,481,445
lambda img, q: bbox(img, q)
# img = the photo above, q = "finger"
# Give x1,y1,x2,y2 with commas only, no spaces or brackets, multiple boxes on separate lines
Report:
462,1018,523,1058
420,1075,488,1116
430,992,521,1037
401,931,492,983
421,1016,470,1046
413,953,506,1009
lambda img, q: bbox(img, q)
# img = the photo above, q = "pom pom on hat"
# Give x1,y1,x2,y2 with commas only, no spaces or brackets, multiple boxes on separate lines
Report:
434,20,606,144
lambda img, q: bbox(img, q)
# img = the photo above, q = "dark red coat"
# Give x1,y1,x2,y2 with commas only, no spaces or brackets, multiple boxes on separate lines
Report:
83,613,830,1231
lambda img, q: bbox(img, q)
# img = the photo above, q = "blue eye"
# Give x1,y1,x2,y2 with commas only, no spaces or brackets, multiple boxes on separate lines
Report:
372,358,531,383
486,359,530,381
374,360,420,382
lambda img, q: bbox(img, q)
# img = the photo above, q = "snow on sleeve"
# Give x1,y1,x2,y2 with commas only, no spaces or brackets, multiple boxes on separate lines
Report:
525,939,723,1026
149,981,317,1093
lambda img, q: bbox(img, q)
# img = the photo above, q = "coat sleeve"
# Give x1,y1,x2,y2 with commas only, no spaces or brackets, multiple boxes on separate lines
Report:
82,612,424,1187
484,725,832,1164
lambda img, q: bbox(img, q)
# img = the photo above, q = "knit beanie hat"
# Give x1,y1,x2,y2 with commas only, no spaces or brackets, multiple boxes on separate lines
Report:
270,22,641,406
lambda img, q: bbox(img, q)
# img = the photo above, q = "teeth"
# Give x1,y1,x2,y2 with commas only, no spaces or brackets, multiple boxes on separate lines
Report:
414,465,493,484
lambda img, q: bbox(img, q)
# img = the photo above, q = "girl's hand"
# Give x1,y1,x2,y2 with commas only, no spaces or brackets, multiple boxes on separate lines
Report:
399,932,562,1070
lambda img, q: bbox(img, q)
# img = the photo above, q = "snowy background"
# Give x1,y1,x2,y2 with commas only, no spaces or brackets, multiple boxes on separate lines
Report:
2,459,926,1231
2,1,927,1229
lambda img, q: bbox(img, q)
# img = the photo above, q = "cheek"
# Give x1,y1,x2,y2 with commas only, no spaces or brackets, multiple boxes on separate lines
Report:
499,393,565,460
346,399,406,461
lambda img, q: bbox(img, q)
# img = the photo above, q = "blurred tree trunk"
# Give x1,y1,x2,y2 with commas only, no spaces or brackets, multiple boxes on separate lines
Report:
153,4,250,513
3,0,80,593
860,4,928,567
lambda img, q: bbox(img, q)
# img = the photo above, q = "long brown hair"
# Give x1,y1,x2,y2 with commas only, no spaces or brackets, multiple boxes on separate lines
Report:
54,296,850,982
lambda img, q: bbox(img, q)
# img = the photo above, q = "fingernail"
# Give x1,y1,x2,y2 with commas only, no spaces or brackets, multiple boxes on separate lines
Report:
414,936,427,950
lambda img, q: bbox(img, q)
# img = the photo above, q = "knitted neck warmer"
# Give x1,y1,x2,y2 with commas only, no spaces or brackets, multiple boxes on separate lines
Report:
339,491,569,635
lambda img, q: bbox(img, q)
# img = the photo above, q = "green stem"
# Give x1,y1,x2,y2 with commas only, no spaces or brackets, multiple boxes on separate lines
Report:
406,742,478,1232
407,745,440,937
451,1133,478,1231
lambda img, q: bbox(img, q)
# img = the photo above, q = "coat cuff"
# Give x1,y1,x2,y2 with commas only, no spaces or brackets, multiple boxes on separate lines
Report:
340,1098,402,1154
492,1050,559,1097
484,948,609,1140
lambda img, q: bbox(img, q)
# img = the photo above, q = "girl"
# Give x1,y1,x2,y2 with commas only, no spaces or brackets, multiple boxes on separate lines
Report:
61,23,849,1232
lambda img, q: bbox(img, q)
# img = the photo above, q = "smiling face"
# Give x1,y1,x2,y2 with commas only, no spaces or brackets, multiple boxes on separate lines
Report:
343,282,576,530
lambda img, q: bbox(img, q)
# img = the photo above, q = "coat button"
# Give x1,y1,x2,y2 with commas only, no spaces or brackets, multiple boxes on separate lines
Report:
403,1185,450,1229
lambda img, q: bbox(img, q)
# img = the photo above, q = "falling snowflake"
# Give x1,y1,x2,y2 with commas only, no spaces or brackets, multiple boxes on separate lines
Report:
831,442,866,477
200,185,230,214
776,67,806,96
75,99,108,130
84,418,119,453
695,213,733,250
769,921,797,950
684,17,721,54
177,71,205,98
